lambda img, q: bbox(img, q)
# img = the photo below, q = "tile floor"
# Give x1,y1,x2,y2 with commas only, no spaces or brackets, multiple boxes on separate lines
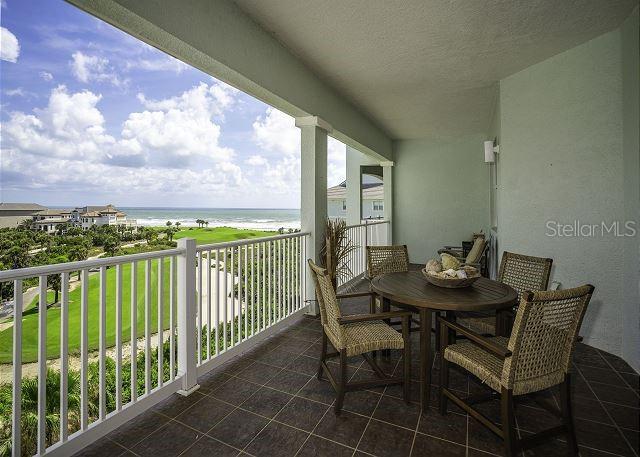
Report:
74,295,639,457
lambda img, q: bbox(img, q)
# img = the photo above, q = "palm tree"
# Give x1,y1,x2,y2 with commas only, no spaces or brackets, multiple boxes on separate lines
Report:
175,222,181,229
204,221,209,228
166,221,172,227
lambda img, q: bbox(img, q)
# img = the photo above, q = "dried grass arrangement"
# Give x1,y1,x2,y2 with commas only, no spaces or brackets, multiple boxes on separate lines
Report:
320,218,358,289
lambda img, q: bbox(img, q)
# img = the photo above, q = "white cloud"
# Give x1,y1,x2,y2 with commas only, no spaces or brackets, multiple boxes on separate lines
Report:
70,51,126,87
128,56,188,74
253,107,300,156
2,82,246,201
39,71,53,81
0,27,20,63
245,155,268,166
4,88,26,97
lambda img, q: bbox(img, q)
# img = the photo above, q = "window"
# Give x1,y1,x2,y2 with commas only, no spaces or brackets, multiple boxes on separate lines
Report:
342,201,347,211
373,200,383,211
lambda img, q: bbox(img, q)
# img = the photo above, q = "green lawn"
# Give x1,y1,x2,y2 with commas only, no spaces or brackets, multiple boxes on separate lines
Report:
0,259,171,363
173,226,276,244
0,227,278,364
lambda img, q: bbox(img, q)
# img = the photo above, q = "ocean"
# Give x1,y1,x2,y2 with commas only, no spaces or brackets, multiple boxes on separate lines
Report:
121,207,301,231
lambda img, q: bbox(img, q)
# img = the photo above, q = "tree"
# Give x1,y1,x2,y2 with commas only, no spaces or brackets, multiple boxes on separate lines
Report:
166,221,172,227
67,243,90,280
175,222,181,229
103,236,119,258
165,227,177,242
204,221,209,228
195,219,204,228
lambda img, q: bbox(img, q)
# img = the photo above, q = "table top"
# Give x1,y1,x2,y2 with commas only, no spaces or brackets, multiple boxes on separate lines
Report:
370,270,518,311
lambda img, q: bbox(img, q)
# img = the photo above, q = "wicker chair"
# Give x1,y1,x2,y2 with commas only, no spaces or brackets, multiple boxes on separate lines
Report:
458,251,553,335
308,259,412,413
366,245,410,279
438,285,594,457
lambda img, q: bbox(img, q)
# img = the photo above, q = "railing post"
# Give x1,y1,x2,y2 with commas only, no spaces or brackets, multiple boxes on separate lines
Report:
177,238,200,396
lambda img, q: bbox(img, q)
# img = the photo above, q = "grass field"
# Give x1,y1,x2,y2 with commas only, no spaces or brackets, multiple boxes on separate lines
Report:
173,226,276,244
0,227,277,364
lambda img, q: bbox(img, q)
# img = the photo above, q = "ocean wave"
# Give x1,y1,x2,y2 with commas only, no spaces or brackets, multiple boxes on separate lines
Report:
135,218,300,231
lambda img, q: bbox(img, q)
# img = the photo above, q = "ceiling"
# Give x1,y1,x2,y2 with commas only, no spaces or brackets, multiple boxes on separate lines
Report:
233,0,637,140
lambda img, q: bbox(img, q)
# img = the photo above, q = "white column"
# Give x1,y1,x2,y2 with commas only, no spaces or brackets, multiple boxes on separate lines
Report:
346,146,362,225
177,237,200,395
296,116,330,315
381,161,394,244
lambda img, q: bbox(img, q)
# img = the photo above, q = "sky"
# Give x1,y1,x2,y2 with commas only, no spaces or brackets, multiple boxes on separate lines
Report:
0,0,346,209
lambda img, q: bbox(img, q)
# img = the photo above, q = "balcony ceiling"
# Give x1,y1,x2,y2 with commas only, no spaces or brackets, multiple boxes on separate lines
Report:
234,0,637,140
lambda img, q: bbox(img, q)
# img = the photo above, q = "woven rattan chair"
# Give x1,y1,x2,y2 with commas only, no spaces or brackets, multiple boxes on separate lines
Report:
308,259,411,413
366,245,410,279
458,251,553,335
439,285,594,457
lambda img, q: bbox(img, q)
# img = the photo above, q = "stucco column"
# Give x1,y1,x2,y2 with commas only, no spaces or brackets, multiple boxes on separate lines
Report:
381,161,394,244
296,116,331,315
346,146,362,225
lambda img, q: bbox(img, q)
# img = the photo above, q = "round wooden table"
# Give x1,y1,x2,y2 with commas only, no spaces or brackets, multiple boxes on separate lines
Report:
370,269,518,413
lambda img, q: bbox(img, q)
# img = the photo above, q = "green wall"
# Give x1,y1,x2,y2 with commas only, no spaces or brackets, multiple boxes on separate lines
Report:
621,7,639,370
393,136,491,263
497,24,636,367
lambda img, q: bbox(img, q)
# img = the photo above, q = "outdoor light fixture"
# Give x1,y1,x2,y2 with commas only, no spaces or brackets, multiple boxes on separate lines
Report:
484,139,500,163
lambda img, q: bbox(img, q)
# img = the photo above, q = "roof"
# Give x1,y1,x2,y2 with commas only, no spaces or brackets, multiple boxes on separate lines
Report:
327,183,384,200
34,218,68,224
0,202,47,212
36,209,71,216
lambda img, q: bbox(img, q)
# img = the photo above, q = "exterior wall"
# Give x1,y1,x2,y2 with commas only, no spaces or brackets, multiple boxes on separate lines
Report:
393,135,491,264
0,216,32,228
497,26,636,366
621,7,639,371
327,198,384,220
328,199,346,219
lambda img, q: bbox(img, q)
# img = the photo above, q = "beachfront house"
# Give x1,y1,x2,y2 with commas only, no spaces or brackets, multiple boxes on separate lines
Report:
32,209,73,234
70,204,136,230
0,203,46,228
327,180,384,221
0,1,637,456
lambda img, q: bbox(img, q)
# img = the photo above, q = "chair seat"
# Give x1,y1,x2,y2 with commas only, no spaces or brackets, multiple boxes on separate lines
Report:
458,315,496,335
328,320,404,357
444,336,509,393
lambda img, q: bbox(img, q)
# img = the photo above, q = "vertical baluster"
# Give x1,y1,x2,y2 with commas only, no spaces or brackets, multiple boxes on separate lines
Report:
12,279,22,457
289,237,293,314
256,243,261,332
222,247,228,351
38,275,47,454
277,240,281,321
115,265,123,410
197,251,202,362
157,258,164,387
244,244,249,339
60,272,69,442
295,237,299,310
82,270,92,426
169,256,175,380
130,261,138,402
238,245,243,342
262,242,266,329
145,259,151,394
302,236,307,306
99,267,106,419
267,240,272,326
230,247,235,346
250,243,255,335
215,249,220,355
206,250,212,360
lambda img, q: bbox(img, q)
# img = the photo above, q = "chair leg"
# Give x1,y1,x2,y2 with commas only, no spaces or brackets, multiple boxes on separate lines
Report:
438,317,449,415
402,316,411,404
434,311,441,354
500,388,518,457
334,350,348,414
317,332,327,380
560,374,580,456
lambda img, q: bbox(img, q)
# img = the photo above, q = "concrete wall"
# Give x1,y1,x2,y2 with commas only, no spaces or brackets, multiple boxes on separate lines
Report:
393,136,491,264
497,25,637,367
621,7,639,370
67,0,392,161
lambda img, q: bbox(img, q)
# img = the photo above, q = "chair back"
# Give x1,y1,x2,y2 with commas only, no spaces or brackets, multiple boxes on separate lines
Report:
308,259,343,341
498,251,552,301
502,285,594,395
366,245,409,278
465,237,486,264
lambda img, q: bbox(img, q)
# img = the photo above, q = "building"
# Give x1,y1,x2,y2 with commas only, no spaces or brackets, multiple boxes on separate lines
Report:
0,202,46,228
32,208,73,234
70,204,135,229
327,181,384,221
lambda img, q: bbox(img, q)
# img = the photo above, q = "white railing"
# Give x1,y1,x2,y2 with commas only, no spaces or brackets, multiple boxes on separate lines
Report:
339,220,390,287
0,232,309,456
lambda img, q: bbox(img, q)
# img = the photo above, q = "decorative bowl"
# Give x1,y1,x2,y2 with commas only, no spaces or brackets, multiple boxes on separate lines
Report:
421,268,481,288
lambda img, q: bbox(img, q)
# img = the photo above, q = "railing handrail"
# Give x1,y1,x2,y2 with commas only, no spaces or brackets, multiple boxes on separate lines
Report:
196,231,310,252
345,219,389,230
0,248,185,282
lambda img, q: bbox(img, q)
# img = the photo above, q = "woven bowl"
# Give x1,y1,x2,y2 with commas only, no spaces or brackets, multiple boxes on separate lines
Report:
422,268,481,288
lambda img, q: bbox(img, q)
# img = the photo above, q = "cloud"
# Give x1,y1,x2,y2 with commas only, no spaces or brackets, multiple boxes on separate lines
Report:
0,27,20,62
70,51,126,87
250,107,346,193
127,56,188,74
39,71,54,81
4,88,27,97
245,155,268,166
